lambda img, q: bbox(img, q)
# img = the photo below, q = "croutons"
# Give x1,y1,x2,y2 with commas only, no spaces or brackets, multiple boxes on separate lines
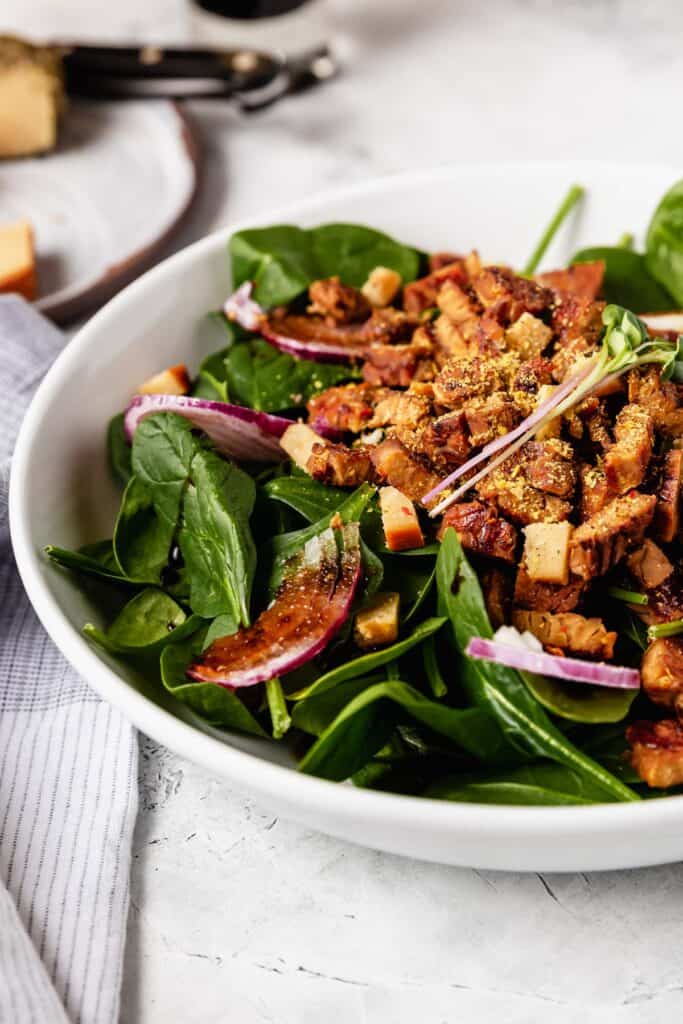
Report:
138,364,190,396
280,423,328,471
379,486,425,552
354,592,400,649
522,521,573,585
361,266,402,308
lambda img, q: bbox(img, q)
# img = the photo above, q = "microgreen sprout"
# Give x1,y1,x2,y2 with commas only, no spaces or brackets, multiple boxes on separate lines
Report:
607,586,649,607
648,619,683,641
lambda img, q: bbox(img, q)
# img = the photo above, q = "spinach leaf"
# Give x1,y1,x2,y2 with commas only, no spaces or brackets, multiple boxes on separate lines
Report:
161,633,266,736
192,346,231,402
402,567,435,623
292,674,392,735
521,671,638,724
225,339,356,413
646,179,683,306
618,608,648,652
45,540,135,586
571,724,640,783
83,588,203,654
202,612,240,648
222,341,256,407
265,678,292,739
436,529,638,802
571,247,674,312
290,616,447,701
113,414,199,583
263,473,347,522
359,538,384,600
179,449,257,625
113,476,177,584
425,763,606,805
298,680,502,782
107,413,132,486
379,542,441,558
132,413,198,527
310,223,421,289
423,634,447,698
230,225,319,307
381,556,436,623
230,222,420,308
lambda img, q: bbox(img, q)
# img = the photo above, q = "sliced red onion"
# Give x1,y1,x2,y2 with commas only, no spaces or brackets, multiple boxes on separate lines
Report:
641,311,683,337
186,524,362,688
124,394,291,462
465,636,640,690
422,358,597,507
224,282,367,364
260,325,367,364
223,281,264,331
309,416,345,441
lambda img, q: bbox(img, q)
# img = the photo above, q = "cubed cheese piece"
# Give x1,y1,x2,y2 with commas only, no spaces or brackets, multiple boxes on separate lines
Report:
379,485,425,552
354,592,400,649
0,37,64,158
534,385,561,440
138,364,190,396
0,220,36,300
361,266,402,308
523,522,574,585
280,423,327,471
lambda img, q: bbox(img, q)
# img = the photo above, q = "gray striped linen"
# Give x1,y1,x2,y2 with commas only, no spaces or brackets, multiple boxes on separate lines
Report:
0,296,138,1024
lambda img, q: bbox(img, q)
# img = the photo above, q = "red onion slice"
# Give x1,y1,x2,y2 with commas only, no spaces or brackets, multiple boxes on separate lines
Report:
465,637,640,690
223,281,264,331
640,311,683,338
186,524,362,688
124,394,291,462
224,282,367,364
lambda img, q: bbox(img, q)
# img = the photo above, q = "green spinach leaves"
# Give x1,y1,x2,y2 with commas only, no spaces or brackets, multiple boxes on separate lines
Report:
224,338,356,413
230,222,421,307
645,179,683,306
570,177,683,312
110,413,257,623
179,449,256,624
436,529,637,802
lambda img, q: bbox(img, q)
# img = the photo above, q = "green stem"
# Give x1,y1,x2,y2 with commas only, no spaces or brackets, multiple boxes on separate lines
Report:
265,677,292,739
648,619,683,640
523,184,585,275
607,586,648,606
617,232,634,250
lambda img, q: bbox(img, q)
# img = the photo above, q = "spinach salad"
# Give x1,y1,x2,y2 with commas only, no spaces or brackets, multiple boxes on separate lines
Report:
47,181,683,805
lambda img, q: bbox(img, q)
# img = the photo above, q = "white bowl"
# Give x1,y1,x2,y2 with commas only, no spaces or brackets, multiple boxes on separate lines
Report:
11,161,683,872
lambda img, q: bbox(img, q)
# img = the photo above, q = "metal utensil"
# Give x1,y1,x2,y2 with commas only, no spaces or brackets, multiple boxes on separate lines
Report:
54,40,338,107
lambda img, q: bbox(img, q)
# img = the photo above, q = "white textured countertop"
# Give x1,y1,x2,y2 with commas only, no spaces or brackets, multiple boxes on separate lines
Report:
6,1,683,1020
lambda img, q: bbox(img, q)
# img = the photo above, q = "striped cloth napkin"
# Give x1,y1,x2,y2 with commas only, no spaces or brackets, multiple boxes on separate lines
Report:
0,296,138,1024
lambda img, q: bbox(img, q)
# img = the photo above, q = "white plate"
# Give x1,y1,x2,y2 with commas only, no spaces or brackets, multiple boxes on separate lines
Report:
10,161,683,872
0,100,198,323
